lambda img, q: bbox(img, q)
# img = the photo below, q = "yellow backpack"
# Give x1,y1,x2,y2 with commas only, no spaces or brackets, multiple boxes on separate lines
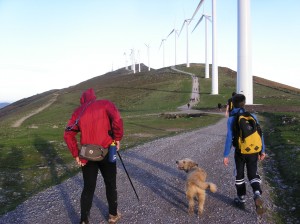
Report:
233,112,262,154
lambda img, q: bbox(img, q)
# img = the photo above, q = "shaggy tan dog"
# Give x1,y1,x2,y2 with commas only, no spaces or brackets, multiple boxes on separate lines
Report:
176,158,217,216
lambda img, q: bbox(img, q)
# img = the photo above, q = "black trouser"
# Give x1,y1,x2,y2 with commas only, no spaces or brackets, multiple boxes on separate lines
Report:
234,151,262,197
80,157,117,221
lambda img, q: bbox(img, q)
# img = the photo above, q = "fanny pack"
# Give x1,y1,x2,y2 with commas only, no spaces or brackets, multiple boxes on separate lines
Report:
79,144,108,161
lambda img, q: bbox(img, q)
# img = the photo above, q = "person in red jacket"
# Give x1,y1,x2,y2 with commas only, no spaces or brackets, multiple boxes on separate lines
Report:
64,88,123,224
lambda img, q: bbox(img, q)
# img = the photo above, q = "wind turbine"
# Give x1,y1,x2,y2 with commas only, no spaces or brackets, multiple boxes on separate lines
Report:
179,19,191,67
167,28,179,67
237,0,253,104
192,14,212,78
145,43,150,71
190,0,218,94
159,39,166,67
211,0,218,94
123,52,128,70
137,50,141,72
130,49,135,74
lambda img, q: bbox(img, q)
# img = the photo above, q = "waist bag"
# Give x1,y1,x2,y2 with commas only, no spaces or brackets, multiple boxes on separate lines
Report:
79,144,108,161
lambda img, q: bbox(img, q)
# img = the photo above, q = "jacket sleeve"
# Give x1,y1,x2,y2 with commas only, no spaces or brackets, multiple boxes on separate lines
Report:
224,117,234,157
64,112,80,158
106,101,124,141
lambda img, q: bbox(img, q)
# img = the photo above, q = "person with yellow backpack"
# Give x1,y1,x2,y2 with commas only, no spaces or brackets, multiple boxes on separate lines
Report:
225,92,236,117
223,94,266,215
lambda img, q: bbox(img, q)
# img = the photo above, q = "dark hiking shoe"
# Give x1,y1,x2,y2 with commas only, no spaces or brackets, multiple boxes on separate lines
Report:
254,194,265,215
108,212,121,223
234,195,246,209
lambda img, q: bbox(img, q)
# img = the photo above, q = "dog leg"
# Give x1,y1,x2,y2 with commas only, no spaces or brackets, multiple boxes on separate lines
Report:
186,191,195,215
197,191,206,216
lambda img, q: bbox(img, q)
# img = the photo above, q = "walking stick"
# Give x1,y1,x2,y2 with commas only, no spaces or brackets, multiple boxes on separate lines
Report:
117,151,140,201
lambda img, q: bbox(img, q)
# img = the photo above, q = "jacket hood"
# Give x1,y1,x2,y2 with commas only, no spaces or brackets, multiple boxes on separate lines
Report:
80,88,97,105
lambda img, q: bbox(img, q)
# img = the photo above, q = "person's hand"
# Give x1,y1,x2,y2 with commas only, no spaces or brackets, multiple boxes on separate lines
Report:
115,141,120,151
115,141,121,151
223,157,229,166
75,156,86,167
259,152,266,161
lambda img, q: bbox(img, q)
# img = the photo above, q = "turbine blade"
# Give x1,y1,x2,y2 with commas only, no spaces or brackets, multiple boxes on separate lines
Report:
167,29,175,38
178,20,186,37
192,15,204,33
159,39,165,50
190,0,205,21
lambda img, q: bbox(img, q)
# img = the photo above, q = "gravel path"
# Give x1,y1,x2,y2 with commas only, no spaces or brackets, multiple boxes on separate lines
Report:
0,118,275,224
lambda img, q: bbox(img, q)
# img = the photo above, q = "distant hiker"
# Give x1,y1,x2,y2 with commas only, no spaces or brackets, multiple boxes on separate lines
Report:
217,103,222,111
223,94,266,215
225,92,236,117
187,103,190,109
64,88,124,224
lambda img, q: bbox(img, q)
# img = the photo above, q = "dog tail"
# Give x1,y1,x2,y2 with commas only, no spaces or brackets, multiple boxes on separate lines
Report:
207,182,217,193
195,181,217,193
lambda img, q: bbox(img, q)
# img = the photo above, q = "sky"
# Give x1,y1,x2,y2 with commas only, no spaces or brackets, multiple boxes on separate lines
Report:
0,0,299,102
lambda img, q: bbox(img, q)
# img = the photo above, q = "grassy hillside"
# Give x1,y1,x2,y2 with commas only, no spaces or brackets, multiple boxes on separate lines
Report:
0,66,222,215
0,64,299,222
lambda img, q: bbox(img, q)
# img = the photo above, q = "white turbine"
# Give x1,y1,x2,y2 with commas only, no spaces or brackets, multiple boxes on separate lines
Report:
190,0,218,94
145,43,150,71
237,0,253,104
167,28,179,67
130,49,135,74
192,14,212,78
123,52,128,70
179,19,191,67
159,39,166,67
211,0,218,94
138,50,141,72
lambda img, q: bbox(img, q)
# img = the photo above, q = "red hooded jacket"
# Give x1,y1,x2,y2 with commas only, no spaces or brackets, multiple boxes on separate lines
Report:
64,88,123,163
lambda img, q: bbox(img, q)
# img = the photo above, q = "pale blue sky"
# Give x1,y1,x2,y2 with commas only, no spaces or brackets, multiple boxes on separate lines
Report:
0,0,299,102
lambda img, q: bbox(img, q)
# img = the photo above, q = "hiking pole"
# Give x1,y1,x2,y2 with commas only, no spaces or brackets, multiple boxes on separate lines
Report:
117,151,140,201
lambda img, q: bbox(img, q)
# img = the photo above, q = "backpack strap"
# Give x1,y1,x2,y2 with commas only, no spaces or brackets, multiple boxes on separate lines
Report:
65,100,93,132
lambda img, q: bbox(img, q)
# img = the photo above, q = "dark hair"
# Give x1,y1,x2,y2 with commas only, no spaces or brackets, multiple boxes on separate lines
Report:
232,94,246,108
232,92,237,97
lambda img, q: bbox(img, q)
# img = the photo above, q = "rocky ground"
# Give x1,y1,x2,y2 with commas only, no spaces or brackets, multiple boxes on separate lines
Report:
0,118,275,224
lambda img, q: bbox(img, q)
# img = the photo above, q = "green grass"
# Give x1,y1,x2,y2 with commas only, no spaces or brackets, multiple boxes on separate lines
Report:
261,112,300,223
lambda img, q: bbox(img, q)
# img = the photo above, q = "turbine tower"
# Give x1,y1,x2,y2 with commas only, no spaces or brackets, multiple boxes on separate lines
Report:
124,52,128,70
190,0,218,94
211,0,218,94
192,14,212,78
237,0,253,104
167,29,179,67
145,43,150,71
130,49,135,74
138,50,141,72
179,19,191,67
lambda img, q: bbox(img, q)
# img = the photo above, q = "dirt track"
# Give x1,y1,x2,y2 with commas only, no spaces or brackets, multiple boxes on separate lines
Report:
11,94,58,127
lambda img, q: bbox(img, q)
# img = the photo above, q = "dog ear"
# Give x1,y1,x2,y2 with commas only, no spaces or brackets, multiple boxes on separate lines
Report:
188,161,198,169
